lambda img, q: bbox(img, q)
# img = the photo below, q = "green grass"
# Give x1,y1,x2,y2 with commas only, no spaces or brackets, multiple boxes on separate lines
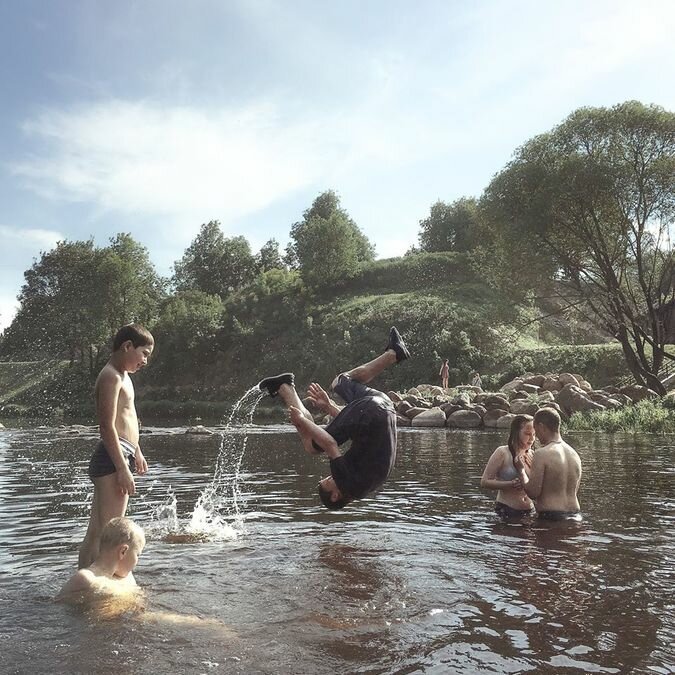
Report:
566,399,675,433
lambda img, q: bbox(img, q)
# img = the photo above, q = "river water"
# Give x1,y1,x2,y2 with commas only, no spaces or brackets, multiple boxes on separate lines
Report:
0,424,673,674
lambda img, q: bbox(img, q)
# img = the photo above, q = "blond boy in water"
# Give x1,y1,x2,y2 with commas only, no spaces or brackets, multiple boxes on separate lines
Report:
78,324,154,569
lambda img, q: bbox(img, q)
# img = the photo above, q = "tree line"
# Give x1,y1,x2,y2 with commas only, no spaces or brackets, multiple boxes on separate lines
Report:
1,101,673,393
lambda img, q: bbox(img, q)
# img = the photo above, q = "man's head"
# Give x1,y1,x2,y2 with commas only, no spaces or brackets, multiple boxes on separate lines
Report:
318,476,351,510
99,517,146,578
533,407,561,443
113,324,154,373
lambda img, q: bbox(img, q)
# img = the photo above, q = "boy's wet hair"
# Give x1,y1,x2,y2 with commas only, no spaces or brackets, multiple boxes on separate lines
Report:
534,407,561,433
318,484,350,510
99,517,145,551
113,324,154,351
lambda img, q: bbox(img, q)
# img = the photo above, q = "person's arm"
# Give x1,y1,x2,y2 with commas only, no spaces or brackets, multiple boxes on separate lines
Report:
57,570,95,598
522,451,545,499
97,370,136,495
307,383,343,418
480,447,522,491
289,406,341,458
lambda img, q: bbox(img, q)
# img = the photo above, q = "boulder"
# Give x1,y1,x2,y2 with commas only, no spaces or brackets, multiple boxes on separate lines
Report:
404,395,430,408
558,373,580,387
495,413,517,429
446,409,483,428
407,387,423,397
483,408,509,428
452,393,471,407
518,383,540,394
555,384,605,415
522,374,546,387
619,384,659,403
542,377,563,392
509,399,538,415
396,414,412,427
483,394,510,409
405,407,428,419
387,391,402,403
412,408,447,427
186,425,213,435
396,400,413,415
577,378,593,392
510,391,529,400
537,390,555,403
428,386,446,397
472,404,487,418
501,378,524,394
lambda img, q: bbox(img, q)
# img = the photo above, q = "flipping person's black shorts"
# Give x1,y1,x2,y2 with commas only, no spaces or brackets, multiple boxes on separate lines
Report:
88,438,136,480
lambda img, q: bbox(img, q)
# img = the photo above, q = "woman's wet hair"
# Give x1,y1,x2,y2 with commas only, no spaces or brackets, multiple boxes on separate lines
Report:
318,484,351,510
113,323,154,350
507,414,534,464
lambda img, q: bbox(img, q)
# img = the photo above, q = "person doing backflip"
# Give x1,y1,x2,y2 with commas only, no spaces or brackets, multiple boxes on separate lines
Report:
258,327,410,510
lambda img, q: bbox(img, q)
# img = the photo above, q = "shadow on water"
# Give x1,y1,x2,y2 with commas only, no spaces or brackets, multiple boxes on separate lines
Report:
0,424,673,673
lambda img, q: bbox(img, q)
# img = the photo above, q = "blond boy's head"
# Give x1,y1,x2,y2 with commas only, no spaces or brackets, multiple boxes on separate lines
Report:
100,517,145,552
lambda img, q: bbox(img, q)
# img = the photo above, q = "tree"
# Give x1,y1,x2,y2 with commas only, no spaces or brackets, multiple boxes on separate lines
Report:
482,101,675,393
418,197,480,252
173,221,257,298
287,190,375,286
256,238,285,273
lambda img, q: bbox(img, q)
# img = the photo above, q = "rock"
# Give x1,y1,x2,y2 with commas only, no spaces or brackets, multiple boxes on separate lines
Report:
387,391,402,403
396,414,412,427
396,400,413,415
407,387,422,397
429,386,445,397
517,383,540,394
446,409,483,428
509,399,538,415
577,378,593,392
495,413,517,429
542,377,563,392
456,384,481,394
186,425,213,435
404,395,429,408
619,384,659,403
440,403,464,418
412,408,447,427
522,374,546,387
558,373,580,387
510,391,529,400
483,394,510,408
501,378,524,394
405,407,428,419
452,393,471,407
472,404,487,418
555,384,605,415
0,422,4,429
537,390,555,403
483,408,509,428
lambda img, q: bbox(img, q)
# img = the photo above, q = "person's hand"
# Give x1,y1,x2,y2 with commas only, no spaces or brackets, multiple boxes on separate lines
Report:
289,406,306,428
307,383,331,413
509,477,523,490
135,447,148,475
117,467,136,496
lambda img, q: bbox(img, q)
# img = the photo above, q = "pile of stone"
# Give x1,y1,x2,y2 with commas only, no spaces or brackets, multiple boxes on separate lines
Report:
387,372,658,429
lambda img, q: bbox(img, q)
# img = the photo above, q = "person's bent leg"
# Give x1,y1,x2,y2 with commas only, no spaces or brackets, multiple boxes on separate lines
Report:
338,350,397,388
277,383,313,421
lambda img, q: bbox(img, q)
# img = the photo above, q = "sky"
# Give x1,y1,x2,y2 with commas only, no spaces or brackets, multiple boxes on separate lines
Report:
1,0,675,332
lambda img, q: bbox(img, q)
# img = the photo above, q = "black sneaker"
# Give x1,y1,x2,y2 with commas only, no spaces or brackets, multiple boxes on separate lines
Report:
387,326,410,362
258,372,295,397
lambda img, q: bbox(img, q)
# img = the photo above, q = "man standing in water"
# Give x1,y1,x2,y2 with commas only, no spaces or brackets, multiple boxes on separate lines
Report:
258,327,410,510
517,407,582,521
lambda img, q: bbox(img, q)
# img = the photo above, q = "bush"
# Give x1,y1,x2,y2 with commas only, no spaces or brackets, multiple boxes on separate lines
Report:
566,399,675,433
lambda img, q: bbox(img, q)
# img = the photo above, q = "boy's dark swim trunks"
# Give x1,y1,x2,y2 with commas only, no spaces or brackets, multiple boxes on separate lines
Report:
313,374,397,499
88,437,136,480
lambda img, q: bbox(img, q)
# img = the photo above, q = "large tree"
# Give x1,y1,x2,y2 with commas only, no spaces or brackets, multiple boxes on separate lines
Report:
286,190,375,286
173,221,257,298
483,101,675,393
418,197,480,253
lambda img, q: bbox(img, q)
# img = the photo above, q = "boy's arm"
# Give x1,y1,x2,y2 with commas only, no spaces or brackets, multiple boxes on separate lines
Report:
97,369,136,496
307,383,343,418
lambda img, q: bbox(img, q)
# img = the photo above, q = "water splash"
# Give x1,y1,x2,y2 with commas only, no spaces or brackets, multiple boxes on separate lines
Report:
189,386,265,536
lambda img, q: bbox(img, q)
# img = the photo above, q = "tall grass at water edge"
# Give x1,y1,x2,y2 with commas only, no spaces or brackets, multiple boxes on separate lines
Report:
566,399,675,434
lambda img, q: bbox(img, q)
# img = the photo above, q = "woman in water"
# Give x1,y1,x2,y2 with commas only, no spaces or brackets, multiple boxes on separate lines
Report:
480,414,535,519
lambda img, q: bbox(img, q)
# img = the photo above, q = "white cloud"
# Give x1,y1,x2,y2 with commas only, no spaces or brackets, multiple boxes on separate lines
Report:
0,295,19,333
0,225,64,249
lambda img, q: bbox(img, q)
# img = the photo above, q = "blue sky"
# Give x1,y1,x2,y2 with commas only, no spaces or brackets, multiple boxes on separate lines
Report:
1,0,674,331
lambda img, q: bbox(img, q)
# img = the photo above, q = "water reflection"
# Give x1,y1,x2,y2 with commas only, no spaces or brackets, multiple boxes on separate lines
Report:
0,425,672,673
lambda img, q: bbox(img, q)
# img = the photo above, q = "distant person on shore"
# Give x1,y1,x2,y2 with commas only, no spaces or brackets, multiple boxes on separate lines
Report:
517,408,582,521
439,359,449,389
79,324,154,569
61,517,145,600
471,371,483,388
480,415,535,520
258,327,410,510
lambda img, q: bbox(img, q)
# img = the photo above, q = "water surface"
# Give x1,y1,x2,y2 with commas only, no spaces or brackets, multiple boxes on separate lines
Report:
0,424,673,674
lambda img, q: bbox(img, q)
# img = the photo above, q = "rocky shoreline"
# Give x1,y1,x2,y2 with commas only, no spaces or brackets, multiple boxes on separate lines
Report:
386,372,659,428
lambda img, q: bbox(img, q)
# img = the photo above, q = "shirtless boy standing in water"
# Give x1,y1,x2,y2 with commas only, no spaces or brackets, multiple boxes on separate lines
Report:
517,407,582,521
78,324,154,568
